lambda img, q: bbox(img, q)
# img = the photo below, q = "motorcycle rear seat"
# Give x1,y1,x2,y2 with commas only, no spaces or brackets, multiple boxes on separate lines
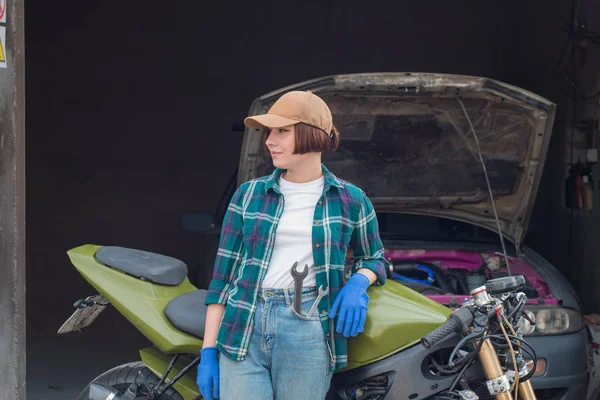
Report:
95,246,188,286
165,290,208,338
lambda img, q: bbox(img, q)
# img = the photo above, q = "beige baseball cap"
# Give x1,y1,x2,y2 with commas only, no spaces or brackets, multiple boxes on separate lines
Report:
244,91,333,134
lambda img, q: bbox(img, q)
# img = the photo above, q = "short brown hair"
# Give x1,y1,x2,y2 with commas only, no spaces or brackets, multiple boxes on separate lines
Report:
263,123,340,155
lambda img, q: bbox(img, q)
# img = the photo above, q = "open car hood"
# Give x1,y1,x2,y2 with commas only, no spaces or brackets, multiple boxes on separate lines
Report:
239,73,556,251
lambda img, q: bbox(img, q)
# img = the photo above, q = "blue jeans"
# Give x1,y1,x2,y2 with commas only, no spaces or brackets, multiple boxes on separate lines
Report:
220,287,333,400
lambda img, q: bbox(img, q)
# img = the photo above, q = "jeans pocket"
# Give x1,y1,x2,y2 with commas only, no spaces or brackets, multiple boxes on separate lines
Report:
289,297,321,321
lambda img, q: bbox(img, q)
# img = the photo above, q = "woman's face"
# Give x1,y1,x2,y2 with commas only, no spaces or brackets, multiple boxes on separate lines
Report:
265,124,307,170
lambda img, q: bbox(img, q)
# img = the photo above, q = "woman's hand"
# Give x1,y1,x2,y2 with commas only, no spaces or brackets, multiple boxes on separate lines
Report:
328,272,371,337
197,347,220,400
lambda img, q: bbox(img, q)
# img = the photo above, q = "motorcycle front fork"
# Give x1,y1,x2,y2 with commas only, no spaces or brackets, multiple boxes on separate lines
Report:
477,339,536,400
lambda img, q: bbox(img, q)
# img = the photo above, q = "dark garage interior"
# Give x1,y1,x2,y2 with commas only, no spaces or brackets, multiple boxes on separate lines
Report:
5,0,600,398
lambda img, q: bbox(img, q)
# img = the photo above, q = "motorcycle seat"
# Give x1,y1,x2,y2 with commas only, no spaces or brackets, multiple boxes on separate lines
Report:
165,289,208,338
95,246,188,286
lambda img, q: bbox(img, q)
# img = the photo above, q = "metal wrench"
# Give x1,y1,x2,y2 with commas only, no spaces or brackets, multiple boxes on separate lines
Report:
307,285,329,318
290,261,308,314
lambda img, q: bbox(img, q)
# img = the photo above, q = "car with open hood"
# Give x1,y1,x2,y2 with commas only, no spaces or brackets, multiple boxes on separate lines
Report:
189,73,589,400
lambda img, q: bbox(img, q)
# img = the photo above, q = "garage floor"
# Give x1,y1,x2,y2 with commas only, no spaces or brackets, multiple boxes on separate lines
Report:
27,320,152,399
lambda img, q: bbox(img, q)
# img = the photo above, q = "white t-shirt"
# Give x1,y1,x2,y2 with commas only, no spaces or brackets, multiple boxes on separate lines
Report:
261,174,324,289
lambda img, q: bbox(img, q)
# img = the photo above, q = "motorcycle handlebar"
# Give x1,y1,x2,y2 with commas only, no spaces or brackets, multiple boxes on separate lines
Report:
421,307,474,349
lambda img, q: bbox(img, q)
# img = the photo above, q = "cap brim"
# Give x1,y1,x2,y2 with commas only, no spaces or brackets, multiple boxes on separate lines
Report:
244,114,301,129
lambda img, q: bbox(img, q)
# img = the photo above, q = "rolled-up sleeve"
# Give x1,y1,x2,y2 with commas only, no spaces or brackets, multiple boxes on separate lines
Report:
350,191,388,285
205,183,246,305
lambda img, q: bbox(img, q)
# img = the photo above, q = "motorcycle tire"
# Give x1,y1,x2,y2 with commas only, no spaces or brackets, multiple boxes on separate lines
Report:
77,361,184,400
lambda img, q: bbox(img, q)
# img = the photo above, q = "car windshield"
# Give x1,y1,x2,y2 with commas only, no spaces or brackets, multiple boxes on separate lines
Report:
377,213,502,243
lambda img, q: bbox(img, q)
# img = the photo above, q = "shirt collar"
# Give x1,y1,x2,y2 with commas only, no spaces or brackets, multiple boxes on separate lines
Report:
264,164,343,194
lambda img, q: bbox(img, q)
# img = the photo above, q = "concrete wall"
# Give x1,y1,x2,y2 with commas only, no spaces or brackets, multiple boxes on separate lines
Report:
25,0,593,336
0,0,25,398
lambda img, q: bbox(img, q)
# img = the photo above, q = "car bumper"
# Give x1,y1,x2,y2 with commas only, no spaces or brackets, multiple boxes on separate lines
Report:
525,329,589,400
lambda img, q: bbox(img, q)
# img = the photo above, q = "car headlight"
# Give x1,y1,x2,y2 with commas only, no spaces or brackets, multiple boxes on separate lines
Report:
520,306,583,336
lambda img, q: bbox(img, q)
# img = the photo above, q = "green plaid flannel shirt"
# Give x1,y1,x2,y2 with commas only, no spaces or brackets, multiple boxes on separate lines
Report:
205,164,388,371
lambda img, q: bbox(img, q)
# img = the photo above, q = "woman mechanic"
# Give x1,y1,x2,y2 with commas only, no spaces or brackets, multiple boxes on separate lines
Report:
197,90,388,400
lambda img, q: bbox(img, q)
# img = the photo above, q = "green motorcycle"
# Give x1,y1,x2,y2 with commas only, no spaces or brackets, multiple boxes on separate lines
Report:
60,244,538,400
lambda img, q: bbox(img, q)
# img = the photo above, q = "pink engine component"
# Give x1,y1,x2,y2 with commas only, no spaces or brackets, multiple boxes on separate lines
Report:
384,249,558,306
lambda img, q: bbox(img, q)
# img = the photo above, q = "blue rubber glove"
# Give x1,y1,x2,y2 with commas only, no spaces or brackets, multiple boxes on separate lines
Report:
197,347,220,400
329,272,370,337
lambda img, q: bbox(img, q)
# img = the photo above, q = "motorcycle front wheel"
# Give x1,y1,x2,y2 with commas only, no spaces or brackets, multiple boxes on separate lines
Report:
77,361,184,400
